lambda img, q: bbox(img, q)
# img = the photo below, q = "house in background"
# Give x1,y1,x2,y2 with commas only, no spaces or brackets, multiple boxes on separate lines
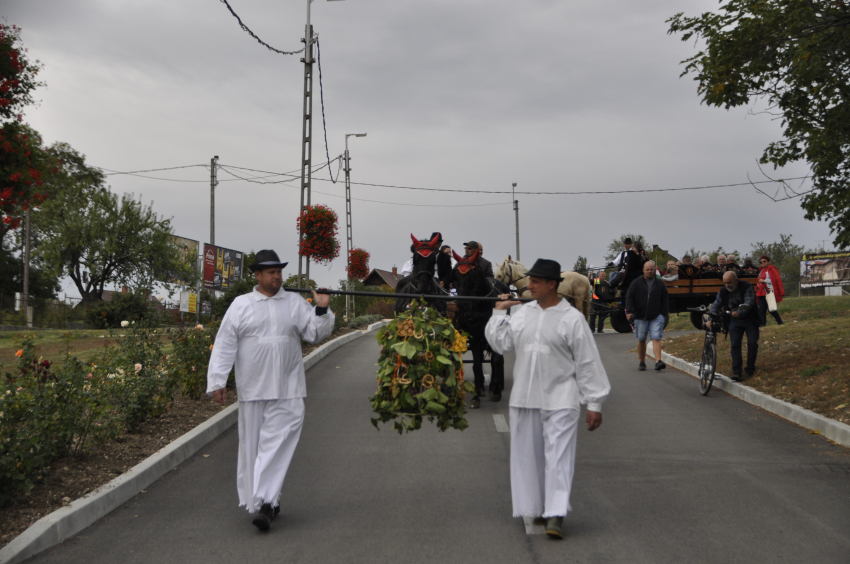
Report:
363,267,404,289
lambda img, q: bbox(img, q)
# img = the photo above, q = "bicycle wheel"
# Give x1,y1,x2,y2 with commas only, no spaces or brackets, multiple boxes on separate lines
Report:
698,336,717,396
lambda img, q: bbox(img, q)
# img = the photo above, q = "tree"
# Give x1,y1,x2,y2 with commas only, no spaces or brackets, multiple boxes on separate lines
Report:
603,234,648,263
35,144,195,300
668,1,850,249
0,25,54,230
572,256,588,273
750,233,805,295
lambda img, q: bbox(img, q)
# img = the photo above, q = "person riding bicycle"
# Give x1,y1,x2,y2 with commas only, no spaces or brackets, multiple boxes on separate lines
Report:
708,271,759,382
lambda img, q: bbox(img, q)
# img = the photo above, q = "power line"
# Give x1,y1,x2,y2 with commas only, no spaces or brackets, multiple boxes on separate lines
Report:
218,0,305,56
315,38,342,184
101,165,207,175
96,162,813,197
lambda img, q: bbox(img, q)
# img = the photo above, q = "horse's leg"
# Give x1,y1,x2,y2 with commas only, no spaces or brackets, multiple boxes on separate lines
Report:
470,337,485,408
489,349,504,401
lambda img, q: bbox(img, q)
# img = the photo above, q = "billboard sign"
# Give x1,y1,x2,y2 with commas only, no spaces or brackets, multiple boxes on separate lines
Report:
179,291,197,314
800,251,850,288
203,243,245,291
170,235,200,285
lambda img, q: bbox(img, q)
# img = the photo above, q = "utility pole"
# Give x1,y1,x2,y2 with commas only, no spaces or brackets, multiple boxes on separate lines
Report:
22,208,31,327
344,133,366,319
297,2,315,290
210,156,218,246
512,182,520,262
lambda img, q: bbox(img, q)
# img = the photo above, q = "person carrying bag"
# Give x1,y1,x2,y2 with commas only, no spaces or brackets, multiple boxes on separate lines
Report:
756,255,784,326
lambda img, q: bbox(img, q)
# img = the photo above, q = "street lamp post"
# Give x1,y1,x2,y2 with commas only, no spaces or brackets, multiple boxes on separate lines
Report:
297,0,346,289
344,133,366,319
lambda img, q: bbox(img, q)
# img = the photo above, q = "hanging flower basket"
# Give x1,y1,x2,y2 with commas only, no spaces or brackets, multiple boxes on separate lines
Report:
371,300,474,434
347,248,370,281
296,204,339,265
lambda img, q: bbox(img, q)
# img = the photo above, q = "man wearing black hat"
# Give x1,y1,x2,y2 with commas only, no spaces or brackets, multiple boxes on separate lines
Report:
463,241,494,278
486,259,611,540
206,249,334,531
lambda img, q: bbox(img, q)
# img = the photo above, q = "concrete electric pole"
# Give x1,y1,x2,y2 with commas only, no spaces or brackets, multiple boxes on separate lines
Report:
210,155,218,246
344,133,366,319
512,182,520,262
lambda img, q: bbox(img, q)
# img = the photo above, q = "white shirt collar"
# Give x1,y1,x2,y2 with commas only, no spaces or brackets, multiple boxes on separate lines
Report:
252,286,287,301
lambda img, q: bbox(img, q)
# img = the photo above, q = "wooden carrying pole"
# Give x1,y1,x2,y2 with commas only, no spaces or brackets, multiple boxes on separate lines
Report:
283,287,532,303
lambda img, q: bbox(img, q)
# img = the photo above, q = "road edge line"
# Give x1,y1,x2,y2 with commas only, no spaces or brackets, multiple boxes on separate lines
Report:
662,351,850,449
0,320,391,564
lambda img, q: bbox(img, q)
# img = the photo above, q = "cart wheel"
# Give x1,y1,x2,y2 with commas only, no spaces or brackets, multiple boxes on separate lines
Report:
609,309,633,333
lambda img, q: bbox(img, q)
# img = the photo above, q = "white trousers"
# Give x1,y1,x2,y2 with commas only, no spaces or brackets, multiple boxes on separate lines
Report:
510,407,580,518
237,398,305,513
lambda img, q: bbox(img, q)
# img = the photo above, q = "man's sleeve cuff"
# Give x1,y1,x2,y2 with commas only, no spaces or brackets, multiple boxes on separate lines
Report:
587,403,603,413
315,306,328,316
493,309,508,316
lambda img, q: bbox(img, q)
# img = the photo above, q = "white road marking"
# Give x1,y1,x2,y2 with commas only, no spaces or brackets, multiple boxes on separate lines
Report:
493,414,510,433
523,516,546,535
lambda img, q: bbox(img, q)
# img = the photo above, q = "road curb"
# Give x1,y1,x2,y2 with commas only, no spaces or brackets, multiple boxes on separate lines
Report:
0,320,390,564
662,351,850,449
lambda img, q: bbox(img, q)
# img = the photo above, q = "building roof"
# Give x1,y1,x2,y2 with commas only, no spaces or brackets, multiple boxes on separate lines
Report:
363,268,404,289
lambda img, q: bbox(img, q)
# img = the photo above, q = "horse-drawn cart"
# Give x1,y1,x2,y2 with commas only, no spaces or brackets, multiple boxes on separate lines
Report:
602,270,760,333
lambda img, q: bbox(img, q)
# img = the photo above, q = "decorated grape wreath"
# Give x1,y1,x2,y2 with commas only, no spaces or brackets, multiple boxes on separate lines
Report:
371,300,475,434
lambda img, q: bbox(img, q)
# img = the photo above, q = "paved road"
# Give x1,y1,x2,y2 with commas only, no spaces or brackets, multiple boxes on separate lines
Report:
26,331,850,563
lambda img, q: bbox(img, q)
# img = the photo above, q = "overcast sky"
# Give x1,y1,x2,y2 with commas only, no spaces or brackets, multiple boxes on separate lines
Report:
6,0,835,297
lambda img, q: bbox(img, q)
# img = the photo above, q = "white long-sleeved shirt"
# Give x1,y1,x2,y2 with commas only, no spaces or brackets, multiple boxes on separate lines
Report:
485,299,611,412
206,286,335,401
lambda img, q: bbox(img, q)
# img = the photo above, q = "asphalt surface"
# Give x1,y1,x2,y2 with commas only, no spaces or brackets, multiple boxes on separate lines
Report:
24,330,850,563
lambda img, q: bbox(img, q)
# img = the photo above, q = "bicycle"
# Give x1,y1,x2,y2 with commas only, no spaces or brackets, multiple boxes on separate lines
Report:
686,306,729,396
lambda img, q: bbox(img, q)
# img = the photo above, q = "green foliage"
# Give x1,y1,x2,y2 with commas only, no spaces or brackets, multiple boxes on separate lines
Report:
371,301,474,434
668,1,850,249
95,317,175,431
348,314,383,329
35,143,195,300
85,291,161,329
572,256,588,273
167,322,219,399
750,233,806,294
211,275,255,318
1,333,119,506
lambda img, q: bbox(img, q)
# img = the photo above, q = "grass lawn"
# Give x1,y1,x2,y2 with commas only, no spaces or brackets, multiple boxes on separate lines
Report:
664,295,850,425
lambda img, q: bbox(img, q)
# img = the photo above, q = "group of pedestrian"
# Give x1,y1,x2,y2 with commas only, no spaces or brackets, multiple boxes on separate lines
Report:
203,240,784,541
207,251,611,542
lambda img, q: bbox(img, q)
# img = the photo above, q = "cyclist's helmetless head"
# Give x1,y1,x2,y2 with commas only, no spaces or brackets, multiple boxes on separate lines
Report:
722,271,738,290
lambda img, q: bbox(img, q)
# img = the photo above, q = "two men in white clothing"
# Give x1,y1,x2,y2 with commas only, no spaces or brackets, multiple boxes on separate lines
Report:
206,249,334,531
487,258,611,539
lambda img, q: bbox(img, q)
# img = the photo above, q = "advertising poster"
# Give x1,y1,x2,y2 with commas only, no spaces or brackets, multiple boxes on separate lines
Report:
180,291,198,314
800,251,850,288
170,235,199,285
201,301,212,316
203,243,245,291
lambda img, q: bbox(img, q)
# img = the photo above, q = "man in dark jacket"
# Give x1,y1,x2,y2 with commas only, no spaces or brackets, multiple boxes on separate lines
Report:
626,261,669,371
709,271,759,381
463,241,494,277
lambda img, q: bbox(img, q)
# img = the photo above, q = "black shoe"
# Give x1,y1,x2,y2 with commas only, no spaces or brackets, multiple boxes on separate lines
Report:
470,397,481,409
639,362,647,371
489,390,502,402
252,503,274,531
655,360,666,371
731,372,742,382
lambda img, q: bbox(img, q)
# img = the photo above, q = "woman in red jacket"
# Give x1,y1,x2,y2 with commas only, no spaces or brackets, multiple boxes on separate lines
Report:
756,255,785,327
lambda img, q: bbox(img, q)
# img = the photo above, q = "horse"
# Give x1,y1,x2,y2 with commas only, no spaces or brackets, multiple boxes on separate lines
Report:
394,233,450,314
494,256,592,320
451,248,511,408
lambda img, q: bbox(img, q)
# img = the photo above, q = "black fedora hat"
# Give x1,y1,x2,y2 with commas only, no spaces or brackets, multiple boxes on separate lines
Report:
526,259,564,282
249,249,288,272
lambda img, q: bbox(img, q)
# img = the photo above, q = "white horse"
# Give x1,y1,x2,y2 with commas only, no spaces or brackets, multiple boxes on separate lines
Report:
494,256,592,320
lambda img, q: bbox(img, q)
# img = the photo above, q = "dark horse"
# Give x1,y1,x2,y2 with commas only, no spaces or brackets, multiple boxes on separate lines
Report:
394,233,451,314
451,248,511,408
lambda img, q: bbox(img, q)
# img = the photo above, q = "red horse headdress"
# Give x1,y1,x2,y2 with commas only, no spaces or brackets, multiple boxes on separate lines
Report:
411,233,441,258
453,248,481,275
